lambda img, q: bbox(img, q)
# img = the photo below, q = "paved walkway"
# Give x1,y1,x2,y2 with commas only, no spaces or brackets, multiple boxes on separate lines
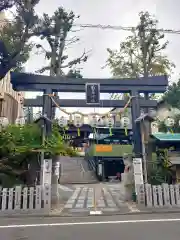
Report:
60,184,136,214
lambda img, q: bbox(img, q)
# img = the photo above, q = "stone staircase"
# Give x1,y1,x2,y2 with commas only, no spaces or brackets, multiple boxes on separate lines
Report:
60,157,97,184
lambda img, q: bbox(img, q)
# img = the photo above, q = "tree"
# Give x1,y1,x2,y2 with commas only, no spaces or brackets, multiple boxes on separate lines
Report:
34,7,88,77
105,11,174,98
162,79,180,109
0,0,40,79
0,123,76,187
0,22,33,72
66,69,83,78
0,0,14,12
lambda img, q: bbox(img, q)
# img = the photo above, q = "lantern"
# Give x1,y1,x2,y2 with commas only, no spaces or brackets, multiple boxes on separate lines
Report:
105,116,114,128
58,116,68,128
97,117,105,126
120,116,130,127
89,115,98,128
105,116,114,136
0,117,9,127
121,116,130,136
15,117,25,125
164,117,175,127
73,115,84,127
73,115,84,136
115,114,121,126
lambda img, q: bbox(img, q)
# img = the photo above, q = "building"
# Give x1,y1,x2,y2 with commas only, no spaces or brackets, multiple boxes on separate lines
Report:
0,12,24,123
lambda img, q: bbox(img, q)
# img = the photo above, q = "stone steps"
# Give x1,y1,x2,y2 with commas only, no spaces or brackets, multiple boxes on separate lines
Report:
60,157,97,184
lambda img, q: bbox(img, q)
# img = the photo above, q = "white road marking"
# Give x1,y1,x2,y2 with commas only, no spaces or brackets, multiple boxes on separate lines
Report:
64,188,81,208
58,185,73,192
0,218,180,229
64,186,126,209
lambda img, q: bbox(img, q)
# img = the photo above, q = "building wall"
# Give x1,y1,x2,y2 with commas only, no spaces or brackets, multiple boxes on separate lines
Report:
0,12,25,123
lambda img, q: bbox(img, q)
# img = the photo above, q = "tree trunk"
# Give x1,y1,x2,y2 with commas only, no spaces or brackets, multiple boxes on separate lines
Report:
25,156,40,186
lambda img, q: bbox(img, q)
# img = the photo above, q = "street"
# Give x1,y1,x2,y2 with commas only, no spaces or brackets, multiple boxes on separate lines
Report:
1,213,180,240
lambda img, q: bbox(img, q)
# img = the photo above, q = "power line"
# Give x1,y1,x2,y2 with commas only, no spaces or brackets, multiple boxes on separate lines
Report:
74,23,180,35
1,19,180,35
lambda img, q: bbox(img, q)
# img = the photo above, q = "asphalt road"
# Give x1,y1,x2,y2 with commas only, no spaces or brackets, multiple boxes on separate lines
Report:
1,213,180,240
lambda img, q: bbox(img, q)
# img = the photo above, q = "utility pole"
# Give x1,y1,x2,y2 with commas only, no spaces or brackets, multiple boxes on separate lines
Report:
138,14,148,183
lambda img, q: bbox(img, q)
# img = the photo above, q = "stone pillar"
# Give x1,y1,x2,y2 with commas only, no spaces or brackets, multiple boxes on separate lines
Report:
122,156,134,201
51,155,61,205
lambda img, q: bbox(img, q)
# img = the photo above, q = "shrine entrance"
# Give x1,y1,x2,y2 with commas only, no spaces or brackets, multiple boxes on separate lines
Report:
11,73,168,182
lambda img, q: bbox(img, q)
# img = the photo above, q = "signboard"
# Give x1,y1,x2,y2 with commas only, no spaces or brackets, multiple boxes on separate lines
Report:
86,83,100,104
95,144,112,152
54,162,60,176
133,158,144,185
42,159,52,186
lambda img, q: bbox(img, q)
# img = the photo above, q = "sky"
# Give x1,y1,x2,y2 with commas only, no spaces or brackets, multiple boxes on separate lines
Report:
24,0,180,118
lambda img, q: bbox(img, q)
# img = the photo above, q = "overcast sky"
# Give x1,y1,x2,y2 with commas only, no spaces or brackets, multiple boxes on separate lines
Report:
24,0,180,117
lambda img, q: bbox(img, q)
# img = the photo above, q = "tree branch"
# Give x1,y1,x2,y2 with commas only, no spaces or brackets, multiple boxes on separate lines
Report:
61,50,88,68
0,0,14,12
35,66,50,74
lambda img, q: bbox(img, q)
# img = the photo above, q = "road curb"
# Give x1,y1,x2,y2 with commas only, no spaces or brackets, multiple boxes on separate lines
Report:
60,181,99,185
1,209,180,219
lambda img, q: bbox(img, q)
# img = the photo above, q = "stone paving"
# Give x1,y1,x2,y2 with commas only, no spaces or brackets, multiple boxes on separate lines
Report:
60,184,133,214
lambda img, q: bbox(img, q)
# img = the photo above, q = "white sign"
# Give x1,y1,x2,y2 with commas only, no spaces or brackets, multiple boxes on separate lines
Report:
54,162,60,176
98,163,102,176
133,158,144,186
42,159,52,186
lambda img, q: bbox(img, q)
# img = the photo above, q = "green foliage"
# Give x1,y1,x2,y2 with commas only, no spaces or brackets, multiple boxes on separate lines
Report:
0,0,14,12
44,124,77,156
0,2,86,77
105,12,174,99
0,123,77,183
106,12,174,78
67,69,83,78
0,0,40,78
163,79,180,109
34,7,88,76
148,148,173,184
158,114,180,133
0,24,33,72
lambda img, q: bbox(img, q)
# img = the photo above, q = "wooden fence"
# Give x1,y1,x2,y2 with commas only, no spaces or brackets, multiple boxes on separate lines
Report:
137,183,180,207
0,185,51,213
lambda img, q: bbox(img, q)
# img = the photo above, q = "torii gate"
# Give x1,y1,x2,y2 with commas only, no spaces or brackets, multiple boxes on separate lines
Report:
10,72,168,157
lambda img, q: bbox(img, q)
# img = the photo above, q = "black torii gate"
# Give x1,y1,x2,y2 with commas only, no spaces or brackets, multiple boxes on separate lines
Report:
10,72,168,157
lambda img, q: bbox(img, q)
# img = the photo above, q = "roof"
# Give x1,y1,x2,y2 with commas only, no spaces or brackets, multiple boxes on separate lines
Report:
151,133,180,141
